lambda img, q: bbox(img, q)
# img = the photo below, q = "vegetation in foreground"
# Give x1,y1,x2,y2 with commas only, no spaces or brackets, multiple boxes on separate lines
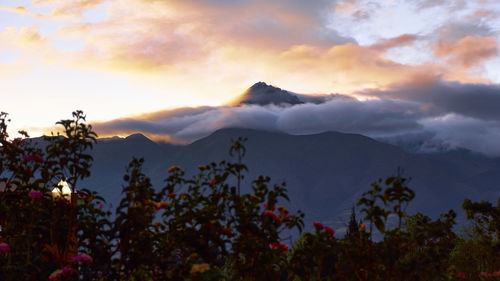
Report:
0,111,500,281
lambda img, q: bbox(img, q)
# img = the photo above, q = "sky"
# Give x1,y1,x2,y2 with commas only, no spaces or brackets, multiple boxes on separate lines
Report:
1,0,500,154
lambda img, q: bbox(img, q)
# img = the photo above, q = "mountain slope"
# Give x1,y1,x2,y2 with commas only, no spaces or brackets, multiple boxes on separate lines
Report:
80,128,500,231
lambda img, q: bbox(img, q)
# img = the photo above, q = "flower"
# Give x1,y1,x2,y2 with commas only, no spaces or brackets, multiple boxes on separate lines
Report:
269,241,289,252
21,154,44,164
29,190,43,199
70,253,93,263
324,226,336,236
33,154,44,163
49,269,63,280
263,203,275,211
190,263,210,275
263,211,282,225
221,227,233,237
359,223,366,230
277,206,290,219
457,272,466,279
313,222,324,231
167,166,181,173
22,155,31,164
168,193,176,198
49,267,77,280
480,272,491,278
0,243,10,254
155,201,169,210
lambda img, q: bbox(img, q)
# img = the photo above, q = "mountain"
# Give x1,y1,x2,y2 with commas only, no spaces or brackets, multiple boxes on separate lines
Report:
228,82,343,106
81,128,500,232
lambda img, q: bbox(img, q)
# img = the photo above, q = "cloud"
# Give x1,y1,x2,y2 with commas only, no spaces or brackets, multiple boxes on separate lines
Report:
93,99,423,143
434,36,498,67
92,80,500,156
0,6,30,15
360,81,500,120
369,34,420,52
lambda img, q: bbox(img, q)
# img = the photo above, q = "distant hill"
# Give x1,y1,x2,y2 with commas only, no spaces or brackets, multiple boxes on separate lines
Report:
81,128,500,232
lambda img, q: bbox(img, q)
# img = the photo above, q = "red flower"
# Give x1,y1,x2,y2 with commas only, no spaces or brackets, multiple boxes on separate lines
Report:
359,223,366,230
168,193,176,198
269,241,288,252
33,154,44,163
324,226,336,236
313,222,324,231
277,206,290,219
480,272,493,278
221,227,233,237
263,211,282,225
263,203,275,211
457,272,466,279
29,190,43,199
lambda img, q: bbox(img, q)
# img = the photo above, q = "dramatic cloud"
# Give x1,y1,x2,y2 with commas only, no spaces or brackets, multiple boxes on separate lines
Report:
92,80,500,156
1,0,500,145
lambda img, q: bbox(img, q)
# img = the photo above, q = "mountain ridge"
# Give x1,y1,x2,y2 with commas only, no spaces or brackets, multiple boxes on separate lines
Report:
82,127,500,232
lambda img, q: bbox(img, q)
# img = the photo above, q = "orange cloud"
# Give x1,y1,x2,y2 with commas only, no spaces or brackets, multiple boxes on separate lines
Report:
434,36,498,67
369,34,419,52
0,6,29,14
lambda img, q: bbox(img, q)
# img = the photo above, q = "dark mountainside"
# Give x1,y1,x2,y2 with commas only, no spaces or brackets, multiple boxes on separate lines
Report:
83,128,500,233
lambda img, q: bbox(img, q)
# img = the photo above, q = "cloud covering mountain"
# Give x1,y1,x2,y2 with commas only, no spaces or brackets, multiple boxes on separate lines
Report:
93,81,500,156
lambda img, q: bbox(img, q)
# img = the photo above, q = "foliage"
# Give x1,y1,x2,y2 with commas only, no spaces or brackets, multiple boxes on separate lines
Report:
1,111,500,280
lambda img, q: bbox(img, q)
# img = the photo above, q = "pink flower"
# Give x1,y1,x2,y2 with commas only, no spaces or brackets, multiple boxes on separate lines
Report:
98,203,103,210
70,253,93,263
457,272,466,279
324,226,336,236
313,222,324,231
29,191,43,199
22,155,31,164
0,243,10,254
263,211,282,225
21,154,44,164
61,267,77,274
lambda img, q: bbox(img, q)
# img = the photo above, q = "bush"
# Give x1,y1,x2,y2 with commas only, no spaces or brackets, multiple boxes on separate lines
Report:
1,111,500,280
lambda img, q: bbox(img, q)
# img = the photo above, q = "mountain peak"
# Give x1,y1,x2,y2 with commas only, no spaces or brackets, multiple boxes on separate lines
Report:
229,82,304,106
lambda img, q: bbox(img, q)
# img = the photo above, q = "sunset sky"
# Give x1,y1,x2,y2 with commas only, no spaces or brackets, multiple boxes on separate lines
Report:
1,0,500,153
